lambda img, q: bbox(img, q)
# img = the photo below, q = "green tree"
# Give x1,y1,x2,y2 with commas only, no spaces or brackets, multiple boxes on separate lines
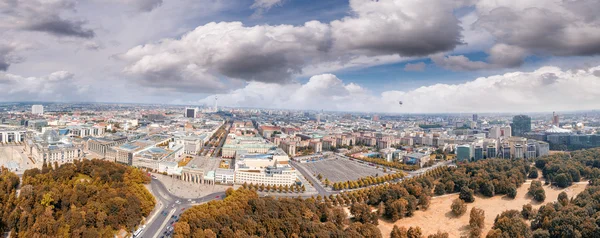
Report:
459,187,475,203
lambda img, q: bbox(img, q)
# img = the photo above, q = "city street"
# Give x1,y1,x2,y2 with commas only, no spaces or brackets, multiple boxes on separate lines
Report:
138,177,225,238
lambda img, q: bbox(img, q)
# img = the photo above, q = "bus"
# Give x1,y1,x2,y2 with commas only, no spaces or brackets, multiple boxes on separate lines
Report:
132,225,146,237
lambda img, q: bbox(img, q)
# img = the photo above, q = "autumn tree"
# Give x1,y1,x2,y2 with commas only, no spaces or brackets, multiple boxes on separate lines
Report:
451,199,467,217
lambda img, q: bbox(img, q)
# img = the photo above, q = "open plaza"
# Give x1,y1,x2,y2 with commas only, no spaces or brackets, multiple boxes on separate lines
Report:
295,156,393,183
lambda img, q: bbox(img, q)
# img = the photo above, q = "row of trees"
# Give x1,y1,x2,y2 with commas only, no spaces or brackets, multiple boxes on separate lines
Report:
349,156,419,171
331,173,405,191
0,159,154,237
241,182,306,193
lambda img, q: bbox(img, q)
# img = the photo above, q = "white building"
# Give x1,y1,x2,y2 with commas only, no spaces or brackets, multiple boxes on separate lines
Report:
32,105,44,115
234,149,297,186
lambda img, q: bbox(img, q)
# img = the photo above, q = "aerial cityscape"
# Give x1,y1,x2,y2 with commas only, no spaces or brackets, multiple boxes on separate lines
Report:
1,0,600,238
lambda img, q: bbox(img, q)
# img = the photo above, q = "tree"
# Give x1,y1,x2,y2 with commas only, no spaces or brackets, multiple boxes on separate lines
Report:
521,204,533,220
557,191,569,206
469,207,485,230
528,169,539,179
390,225,408,238
434,183,446,196
407,227,423,238
459,187,475,203
528,181,545,202
507,185,517,199
553,173,572,188
451,199,467,217
490,210,531,238
480,181,495,197
427,231,449,238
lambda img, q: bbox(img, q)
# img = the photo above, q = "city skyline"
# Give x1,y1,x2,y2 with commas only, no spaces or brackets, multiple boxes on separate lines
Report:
1,0,600,113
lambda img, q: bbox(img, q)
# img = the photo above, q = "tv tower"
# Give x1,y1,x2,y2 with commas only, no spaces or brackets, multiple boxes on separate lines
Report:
214,95,218,112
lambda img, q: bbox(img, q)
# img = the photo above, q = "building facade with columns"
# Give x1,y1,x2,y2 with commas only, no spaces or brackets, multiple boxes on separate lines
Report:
0,128,26,143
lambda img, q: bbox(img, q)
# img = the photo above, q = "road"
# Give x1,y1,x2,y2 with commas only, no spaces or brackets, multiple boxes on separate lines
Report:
138,177,225,238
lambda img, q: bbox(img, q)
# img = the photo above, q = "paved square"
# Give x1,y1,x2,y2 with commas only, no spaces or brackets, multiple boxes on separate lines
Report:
296,157,393,183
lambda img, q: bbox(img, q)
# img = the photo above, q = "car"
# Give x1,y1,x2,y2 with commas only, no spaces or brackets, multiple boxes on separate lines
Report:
215,195,219,198
170,221,174,225
181,208,185,211
187,199,191,202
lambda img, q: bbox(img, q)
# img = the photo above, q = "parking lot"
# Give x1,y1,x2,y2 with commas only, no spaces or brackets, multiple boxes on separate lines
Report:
296,157,393,183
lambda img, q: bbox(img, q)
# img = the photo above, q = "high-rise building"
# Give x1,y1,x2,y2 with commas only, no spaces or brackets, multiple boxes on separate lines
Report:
489,126,501,139
500,126,512,138
486,145,497,158
474,145,484,161
456,144,471,162
511,115,531,136
32,105,44,115
185,108,197,118
372,114,379,121
472,114,478,122
552,112,560,126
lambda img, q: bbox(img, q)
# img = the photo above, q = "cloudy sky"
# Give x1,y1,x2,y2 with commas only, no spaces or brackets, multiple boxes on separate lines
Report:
1,0,600,113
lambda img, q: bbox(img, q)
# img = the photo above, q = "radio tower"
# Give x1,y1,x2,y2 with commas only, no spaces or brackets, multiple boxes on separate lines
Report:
214,95,218,112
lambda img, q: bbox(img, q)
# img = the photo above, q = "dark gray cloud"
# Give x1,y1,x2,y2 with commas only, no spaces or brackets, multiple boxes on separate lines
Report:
132,0,163,12
331,0,462,57
475,4,600,56
0,44,17,71
1,0,95,38
25,16,95,38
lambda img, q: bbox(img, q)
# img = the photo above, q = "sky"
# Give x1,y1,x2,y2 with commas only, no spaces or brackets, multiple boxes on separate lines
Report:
1,0,600,113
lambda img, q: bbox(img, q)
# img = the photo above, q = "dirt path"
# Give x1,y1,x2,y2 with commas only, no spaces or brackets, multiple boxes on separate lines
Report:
378,180,588,237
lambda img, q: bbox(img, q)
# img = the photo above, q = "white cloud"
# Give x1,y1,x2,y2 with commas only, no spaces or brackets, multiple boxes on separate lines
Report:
250,0,285,17
0,70,87,101
122,0,463,92
199,65,600,113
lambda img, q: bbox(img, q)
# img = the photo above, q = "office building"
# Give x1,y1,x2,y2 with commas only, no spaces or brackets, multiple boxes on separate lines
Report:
552,112,560,126
403,152,430,167
500,126,512,138
32,105,44,115
514,144,524,159
486,145,497,158
185,108,197,118
456,144,471,162
472,114,478,122
474,145,484,161
511,115,531,136
525,143,537,159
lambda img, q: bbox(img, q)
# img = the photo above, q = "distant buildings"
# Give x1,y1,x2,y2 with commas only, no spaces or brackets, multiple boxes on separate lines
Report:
32,105,44,115
511,115,531,136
